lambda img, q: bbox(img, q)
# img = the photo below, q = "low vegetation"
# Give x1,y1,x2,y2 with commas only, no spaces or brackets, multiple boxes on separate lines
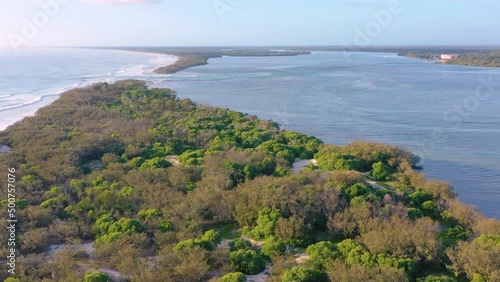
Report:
0,80,498,281
154,56,210,74
446,52,500,67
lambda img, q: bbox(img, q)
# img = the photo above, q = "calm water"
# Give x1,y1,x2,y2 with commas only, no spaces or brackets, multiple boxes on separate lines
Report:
1,49,499,218
152,52,500,218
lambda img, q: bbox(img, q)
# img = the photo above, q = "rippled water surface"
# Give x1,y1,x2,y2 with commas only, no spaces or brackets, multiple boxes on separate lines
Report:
1,49,499,217
154,52,500,218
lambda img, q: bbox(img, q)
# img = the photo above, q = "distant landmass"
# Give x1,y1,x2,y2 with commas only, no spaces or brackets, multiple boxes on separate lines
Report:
99,46,500,72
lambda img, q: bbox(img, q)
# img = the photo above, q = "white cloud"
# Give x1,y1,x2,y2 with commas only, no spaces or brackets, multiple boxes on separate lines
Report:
81,0,160,4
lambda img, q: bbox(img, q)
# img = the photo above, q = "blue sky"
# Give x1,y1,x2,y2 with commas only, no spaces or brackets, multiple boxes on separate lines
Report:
1,0,500,48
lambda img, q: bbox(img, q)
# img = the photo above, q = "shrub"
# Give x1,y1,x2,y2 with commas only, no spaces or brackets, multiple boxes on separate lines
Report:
305,241,340,267
83,272,111,282
248,208,281,240
220,272,247,282
261,237,286,257
229,249,266,275
229,238,253,252
281,267,328,282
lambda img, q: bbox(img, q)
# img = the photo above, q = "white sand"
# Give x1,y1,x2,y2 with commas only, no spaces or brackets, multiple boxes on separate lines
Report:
47,241,94,258
217,239,232,251
366,179,384,189
295,253,309,264
166,155,181,166
292,159,317,173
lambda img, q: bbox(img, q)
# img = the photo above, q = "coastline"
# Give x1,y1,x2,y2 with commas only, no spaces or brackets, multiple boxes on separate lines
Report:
3,79,497,281
152,51,312,74
399,52,500,68
104,46,500,70
1,78,497,219
0,48,178,131
99,47,312,74
2,50,499,218
154,55,209,74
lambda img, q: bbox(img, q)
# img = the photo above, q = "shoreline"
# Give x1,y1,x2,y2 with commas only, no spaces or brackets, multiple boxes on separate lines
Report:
116,46,500,74
398,52,500,68
154,55,209,74
4,80,496,281
152,51,312,74
0,48,179,131
1,79,498,219
2,50,499,218
99,47,312,74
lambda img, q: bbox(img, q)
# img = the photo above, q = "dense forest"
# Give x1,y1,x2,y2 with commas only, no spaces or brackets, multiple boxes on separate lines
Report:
0,80,498,282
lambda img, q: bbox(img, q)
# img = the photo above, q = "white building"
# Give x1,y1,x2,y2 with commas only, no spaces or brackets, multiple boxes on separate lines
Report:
440,54,459,60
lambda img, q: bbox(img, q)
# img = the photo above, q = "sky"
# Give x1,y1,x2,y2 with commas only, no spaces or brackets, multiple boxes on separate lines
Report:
1,0,500,49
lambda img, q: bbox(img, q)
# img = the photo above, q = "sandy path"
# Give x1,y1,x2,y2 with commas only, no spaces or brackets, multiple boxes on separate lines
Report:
292,159,317,173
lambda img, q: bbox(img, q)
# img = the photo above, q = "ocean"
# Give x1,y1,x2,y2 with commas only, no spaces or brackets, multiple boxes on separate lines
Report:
0,48,176,130
1,49,499,218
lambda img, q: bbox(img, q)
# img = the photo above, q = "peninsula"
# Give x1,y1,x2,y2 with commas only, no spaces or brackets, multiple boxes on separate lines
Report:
97,47,311,74
104,46,500,72
1,80,497,282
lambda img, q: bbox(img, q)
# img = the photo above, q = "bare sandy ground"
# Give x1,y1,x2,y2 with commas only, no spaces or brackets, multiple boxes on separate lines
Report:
292,159,317,173
47,242,125,281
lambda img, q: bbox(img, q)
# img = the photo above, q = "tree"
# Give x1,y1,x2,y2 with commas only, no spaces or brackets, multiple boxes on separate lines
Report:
372,161,389,181
417,275,457,282
280,267,328,282
261,237,286,257
139,157,171,170
248,208,281,240
305,241,340,268
447,235,500,281
2,80,499,281
83,272,111,282
325,260,409,282
175,230,221,252
358,217,441,265
172,246,210,282
219,272,247,282
229,249,266,275
20,228,49,253
275,215,311,247
229,238,253,252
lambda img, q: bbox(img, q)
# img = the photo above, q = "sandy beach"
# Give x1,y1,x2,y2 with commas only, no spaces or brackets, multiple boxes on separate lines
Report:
0,48,178,132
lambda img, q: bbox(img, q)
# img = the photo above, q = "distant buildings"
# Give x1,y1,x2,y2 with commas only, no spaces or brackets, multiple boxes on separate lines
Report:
440,54,459,60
